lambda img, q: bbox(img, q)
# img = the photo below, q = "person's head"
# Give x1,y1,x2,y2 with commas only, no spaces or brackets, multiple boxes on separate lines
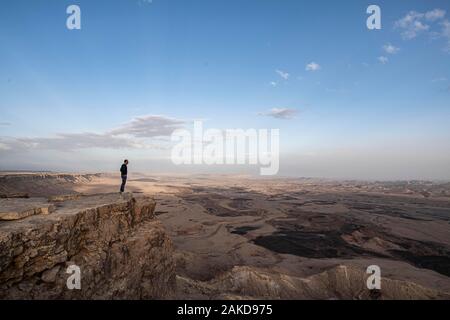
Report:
124,159,129,165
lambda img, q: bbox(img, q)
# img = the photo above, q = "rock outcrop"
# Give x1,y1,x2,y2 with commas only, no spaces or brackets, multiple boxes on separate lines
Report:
177,265,450,300
0,173,102,197
0,193,176,299
0,198,55,221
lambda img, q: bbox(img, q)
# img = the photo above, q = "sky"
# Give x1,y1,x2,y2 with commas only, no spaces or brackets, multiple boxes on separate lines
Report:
0,0,449,180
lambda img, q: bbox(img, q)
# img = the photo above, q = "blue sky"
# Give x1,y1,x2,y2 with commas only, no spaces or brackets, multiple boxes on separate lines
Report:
0,0,449,179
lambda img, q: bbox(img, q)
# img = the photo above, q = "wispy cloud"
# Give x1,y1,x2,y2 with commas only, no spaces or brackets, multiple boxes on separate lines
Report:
270,81,277,87
259,108,298,120
0,122,11,126
425,9,446,21
275,69,290,80
395,9,446,40
383,43,400,54
305,62,321,72
138,0,153,6
378,56,389,64
8,134,145,151
109,115,184,138
0,115,184,152
395,11,430,39
0,143,10,150
442,19,450,52
432,77,448,82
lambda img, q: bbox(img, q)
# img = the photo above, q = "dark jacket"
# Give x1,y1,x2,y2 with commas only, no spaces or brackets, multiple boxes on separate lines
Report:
120,164,128,176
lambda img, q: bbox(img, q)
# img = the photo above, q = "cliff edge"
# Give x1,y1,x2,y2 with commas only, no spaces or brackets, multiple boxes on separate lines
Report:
0,193,176,299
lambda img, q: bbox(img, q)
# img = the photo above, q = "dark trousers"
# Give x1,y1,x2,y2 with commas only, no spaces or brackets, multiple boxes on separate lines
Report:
120,175,127,192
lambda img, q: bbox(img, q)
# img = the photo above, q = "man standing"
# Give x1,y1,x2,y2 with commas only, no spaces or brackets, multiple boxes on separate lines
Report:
120,159,129,193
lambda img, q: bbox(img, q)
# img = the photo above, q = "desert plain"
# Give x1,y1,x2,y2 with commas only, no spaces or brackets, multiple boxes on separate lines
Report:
1,172,449,299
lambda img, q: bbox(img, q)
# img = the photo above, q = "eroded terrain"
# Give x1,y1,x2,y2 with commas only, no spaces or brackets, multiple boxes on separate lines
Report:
1,172,449,299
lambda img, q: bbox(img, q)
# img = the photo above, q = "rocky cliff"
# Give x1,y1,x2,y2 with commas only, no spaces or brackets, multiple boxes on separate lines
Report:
0,193,176,299
0,173,102,197
177,265,449,300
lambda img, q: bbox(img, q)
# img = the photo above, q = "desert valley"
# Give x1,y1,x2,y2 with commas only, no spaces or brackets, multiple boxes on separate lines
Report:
0,172,449,300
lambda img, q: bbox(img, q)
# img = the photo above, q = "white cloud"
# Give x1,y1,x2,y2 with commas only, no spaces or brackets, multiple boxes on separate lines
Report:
109,115,184,138
395,11,430,39
383,43,400,54
259,108,298,120
0,115,185,152
270,81,277,87
425,9,446,21
138,0,153,6
306,62,321,72
432,77,448,82
0,143,11,150
275,69,289,80
394,9,450,52
395,9,446,40
443,19,450,37
12,133,145,151
378,56,389,64
442,19,450,52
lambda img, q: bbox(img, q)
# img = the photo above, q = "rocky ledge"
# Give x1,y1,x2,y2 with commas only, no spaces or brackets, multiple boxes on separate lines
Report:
0,193,176,299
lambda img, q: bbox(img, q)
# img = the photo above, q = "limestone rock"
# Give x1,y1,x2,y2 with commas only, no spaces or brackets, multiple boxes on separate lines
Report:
48,194,85,202
0,193,176,299
0,198,55,221
177,265,450,300
0,173,102,197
